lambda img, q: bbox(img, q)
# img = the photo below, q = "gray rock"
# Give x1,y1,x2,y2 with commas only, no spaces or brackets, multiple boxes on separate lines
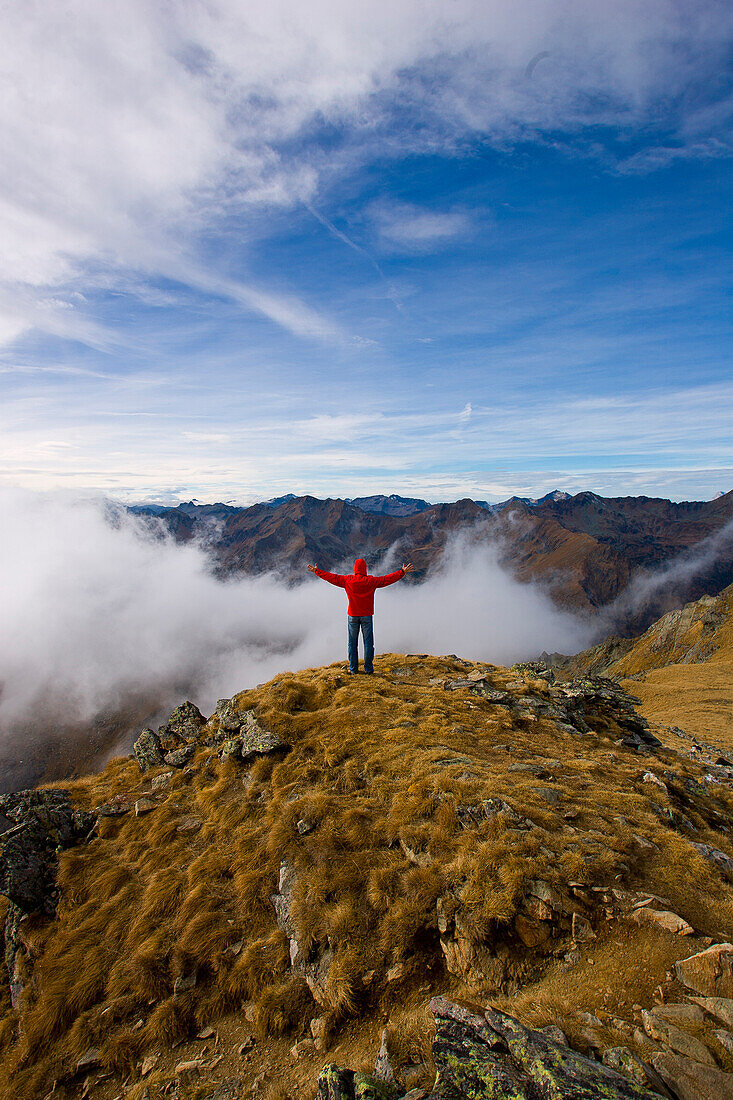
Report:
648,1004,704,1026
651,1050,733,1100
133,727,164,771
151,770,175,790
689,996,733,1029
554,677,661,749
165,700,206,743
631,908,694,935
508,763,552,778
444,679,512,705
96,794,133,816
692,843,733,883
76,1047,102,1072
536,1025,568,1045
173,970,198,996
641,1010,714,1065
714,1029,733,1056
454,798,526,830
317,1066,397,1100
218,738,244,762
602,1047,649,1086
239,722,290,763
199,1080,244,1100
164,744,195,767
215,698,256,732
4,904,26,1009
675,943,733,998
271,859,333,1006
531,786,562,805
0,789,94,915
271,860,298,939
374,1029,397,1086
429,996,657,1099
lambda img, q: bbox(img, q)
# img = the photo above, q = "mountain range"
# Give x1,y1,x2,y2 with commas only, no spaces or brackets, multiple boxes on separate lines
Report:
133,490,733,632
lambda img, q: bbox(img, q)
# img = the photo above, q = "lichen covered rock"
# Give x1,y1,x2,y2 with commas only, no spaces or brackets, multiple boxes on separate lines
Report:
429,996,658,1100
133,726,164,771
164,744,196,767
0,789,93,914
165,700,206,742
0,789,95,1007
239,722,290,762
317,1065,397,1100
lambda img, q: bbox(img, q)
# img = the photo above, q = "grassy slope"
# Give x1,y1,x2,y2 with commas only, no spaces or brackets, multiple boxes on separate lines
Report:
564,584,733,754
1,654,733,1099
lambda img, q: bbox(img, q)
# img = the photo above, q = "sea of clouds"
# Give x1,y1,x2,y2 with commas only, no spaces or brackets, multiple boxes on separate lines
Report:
0,489,595,751
3,488,731,788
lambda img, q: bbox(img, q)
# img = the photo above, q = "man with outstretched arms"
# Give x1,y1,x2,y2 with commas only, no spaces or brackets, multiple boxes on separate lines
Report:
308,558,413,674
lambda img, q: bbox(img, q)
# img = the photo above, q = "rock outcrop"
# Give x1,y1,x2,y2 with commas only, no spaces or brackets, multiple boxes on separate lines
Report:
132,698,290,775
0,789,95,1007
675,943,733,999
318,997,660,1100
272,859,334,1006
133,701,206,772
444,671,661,751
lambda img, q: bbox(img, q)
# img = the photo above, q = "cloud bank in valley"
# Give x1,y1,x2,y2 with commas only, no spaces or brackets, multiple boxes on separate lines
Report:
602,513,733,631
0,490,594,777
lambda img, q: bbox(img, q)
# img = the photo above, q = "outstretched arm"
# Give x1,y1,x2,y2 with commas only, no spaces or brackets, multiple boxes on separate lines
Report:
307,565,347,588
373,562,413,588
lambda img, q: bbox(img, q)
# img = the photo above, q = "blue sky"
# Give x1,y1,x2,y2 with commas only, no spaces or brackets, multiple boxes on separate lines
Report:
1,0,732,503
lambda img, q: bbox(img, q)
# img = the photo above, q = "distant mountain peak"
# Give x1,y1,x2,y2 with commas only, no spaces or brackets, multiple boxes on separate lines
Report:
346,493,432,517
261,493,299,508
483,488,572,512
539,489,572,503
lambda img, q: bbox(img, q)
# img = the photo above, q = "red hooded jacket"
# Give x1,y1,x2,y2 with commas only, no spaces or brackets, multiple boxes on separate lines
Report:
313,559,404,616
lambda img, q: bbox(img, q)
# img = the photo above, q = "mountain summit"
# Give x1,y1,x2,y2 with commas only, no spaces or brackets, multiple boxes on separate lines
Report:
2,651,732,1098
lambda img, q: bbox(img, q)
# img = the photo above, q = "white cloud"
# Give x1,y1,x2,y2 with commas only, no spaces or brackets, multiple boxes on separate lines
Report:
0,490,594,782
1,0,730,346
0,376,731,501
371,201,472,251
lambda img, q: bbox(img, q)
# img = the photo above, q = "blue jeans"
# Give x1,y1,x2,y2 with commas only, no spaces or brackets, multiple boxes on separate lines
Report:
347,615,374,673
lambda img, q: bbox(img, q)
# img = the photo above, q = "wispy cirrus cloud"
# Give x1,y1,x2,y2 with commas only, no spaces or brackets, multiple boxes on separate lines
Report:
2,0,731,349
370,200,473,251
1,376,731,502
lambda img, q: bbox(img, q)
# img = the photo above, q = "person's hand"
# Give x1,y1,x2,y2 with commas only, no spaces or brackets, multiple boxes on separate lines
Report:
402,562,414,573
307,564,318,573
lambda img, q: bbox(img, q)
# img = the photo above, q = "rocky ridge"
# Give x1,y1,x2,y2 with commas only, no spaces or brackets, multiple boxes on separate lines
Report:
548,583,733,681
0,654,732,1099
0,790,95,1011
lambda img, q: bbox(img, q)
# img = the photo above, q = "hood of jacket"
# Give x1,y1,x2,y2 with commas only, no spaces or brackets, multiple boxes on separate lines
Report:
354,558,367,575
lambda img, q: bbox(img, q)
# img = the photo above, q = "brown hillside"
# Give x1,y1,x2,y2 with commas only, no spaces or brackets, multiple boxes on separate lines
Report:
143,491,733,628
2,657,733,1099
552,584,733,754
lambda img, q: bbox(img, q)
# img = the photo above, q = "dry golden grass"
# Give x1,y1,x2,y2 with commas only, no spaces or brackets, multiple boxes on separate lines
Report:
1,651,732,1099
622,655,733,754
565,584,733,752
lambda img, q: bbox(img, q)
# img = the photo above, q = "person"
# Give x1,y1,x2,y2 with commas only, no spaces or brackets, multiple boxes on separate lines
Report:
308,558,413,674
